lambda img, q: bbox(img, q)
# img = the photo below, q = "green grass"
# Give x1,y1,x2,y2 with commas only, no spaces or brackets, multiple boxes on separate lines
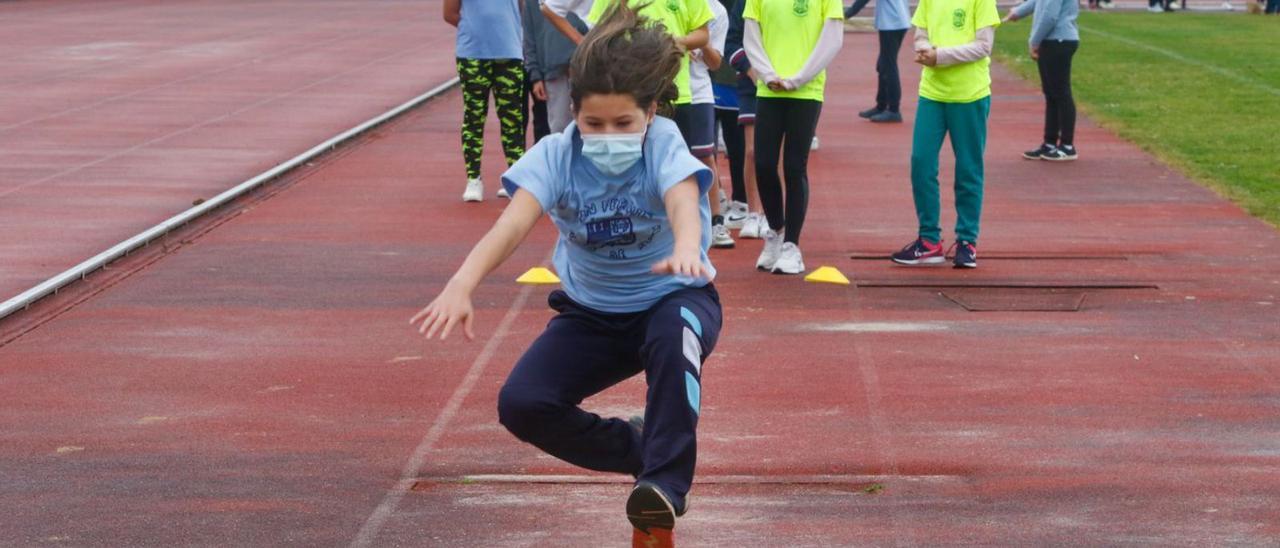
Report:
993,13,1280,226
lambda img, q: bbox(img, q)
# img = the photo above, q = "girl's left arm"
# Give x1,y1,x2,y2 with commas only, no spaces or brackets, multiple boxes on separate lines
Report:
679,25,711,51
932,26,995,66
652,179,711,280
443,0,461,26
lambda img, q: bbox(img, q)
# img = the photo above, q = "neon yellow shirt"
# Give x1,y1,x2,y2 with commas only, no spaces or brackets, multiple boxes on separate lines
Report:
743,0,845,101
911,0,1001,103
587,0,713,105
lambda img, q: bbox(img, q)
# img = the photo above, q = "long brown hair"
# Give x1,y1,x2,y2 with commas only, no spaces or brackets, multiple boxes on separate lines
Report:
568,2,683,113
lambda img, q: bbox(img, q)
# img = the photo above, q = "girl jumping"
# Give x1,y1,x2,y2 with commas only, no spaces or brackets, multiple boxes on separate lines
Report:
411,5,722,546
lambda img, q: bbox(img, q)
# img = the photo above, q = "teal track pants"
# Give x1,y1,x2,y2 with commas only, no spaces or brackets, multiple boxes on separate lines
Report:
910,96,990,245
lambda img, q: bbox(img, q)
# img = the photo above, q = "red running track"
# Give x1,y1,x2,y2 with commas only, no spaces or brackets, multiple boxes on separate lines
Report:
1,27,1278,546
0,0,458,300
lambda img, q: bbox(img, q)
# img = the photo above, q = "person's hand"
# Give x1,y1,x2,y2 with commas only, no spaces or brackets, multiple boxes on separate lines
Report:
766,78,786,92
651,248,710,280
531,81,548,101
1030,45,1039,60
914,48,938,67
410,283,476,341
1002,10,1017,23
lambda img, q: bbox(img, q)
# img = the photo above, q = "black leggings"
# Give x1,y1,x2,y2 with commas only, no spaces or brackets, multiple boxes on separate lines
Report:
715,108,747,203
755,97,821,245
1268,0,1279,14
876,29,907,112
1037,40,1078,147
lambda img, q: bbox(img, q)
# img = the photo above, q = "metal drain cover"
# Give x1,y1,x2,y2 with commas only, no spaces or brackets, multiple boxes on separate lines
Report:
941,288,1087,312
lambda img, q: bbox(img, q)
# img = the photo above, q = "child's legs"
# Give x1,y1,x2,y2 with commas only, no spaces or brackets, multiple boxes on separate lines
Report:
753,97,787,231
742,123,761,213
675,104,722,213
490,59,527,167
1048,41,1079,146
637,284,722,506
498,292,645,475
544,76,574,134
716,108,747,204
880,29,907,112
910,97,948,243
779,99,822,245
738,92,762,214
1036,48,1061,145
457,58,494,180
944,97,990,244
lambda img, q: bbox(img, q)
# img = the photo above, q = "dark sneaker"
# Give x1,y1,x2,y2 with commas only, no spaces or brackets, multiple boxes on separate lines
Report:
1022,143,1056,160
627,482,681,539
858,106,884,119
891,238,946,266
952,241,977,269
869,110,903,123
1042,145,1078,162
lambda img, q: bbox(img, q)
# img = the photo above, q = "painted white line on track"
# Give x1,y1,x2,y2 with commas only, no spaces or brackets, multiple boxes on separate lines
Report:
350,282,536,548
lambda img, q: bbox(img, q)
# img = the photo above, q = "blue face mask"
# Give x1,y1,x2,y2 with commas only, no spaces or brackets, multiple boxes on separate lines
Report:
580,131,646,176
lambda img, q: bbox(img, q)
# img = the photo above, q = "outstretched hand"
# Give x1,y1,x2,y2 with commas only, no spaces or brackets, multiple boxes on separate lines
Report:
409,285,476,341
651,249,711,280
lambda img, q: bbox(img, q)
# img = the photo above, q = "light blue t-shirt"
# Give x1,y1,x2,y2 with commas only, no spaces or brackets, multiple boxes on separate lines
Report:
456,0,523,60
501,117,716,314
875,0,911,31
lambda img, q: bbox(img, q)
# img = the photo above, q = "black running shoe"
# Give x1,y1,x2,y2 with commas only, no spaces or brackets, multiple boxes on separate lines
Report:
952,241,977,269
1022,143,1056,160
858,106,884,119
1043,144,1078,162
869,110,904,123
627,482,680,534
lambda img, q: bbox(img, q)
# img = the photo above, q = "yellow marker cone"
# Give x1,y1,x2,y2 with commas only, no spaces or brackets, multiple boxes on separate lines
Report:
516,267,561,285
804,266,851,285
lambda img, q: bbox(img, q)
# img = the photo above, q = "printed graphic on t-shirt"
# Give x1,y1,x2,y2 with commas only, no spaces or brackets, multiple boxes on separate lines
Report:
794,0,810,16
571,195,662,260
952,8,966,28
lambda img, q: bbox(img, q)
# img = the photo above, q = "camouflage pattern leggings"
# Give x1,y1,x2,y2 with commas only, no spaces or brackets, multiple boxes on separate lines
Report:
456,58,526,180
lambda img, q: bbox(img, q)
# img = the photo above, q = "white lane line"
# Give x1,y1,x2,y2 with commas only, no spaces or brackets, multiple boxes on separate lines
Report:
350,283,537,548
1081,26,1280,97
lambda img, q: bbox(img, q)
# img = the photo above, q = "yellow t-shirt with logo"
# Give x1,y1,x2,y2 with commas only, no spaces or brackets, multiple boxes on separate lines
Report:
587,0,713,105
911,0,1001,103
743,0,845,101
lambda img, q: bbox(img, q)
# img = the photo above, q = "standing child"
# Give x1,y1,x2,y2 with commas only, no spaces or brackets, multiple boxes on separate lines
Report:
710,0,755,235
725,0,767,239
890,0,1000,269
445,0,526,202
845,0,912,123
410,5,721,547
689,0,737,249
744,0,846,274
1005,0,1080,161
525,0,585,135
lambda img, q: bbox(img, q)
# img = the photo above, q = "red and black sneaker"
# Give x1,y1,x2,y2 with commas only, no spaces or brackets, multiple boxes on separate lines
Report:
951,241,978,269
628,482,678,548
891,238,946,266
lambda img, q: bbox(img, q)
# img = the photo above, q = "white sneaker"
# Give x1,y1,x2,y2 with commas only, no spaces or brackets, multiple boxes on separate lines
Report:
712,223,735,249
462,178,483,202
1147,5,1164,11
756,228,783,270
739,212,764,239
810,136,820,151
496,186,510,199
772,242,805,275
725,201,749,229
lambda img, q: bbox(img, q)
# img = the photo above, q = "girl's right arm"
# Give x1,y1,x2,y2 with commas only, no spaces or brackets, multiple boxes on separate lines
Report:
410,190,545,340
